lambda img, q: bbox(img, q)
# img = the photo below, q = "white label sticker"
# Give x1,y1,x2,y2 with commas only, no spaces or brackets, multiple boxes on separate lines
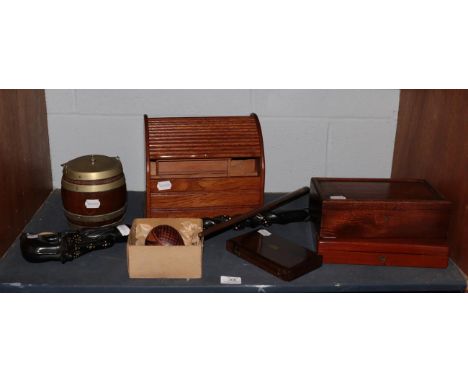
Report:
117,225,130,236
85,199,101,208
157,180,172,191
330,195,347,200
257,229,272,237
220,276,242,285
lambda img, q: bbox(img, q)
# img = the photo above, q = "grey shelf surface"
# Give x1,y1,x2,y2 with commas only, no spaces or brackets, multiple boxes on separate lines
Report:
0,190,466,292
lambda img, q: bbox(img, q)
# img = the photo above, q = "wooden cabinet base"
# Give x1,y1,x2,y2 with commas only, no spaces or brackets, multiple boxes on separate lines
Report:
318,238,449,268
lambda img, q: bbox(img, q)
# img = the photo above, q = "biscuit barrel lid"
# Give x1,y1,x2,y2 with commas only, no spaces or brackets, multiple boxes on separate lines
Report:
62,154,123,181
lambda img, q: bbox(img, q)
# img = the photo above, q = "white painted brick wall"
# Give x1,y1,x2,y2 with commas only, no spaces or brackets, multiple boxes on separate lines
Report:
326,119,397,178
75,90,252,116
261,118,328,190
253,90,399,118
45,90,400,191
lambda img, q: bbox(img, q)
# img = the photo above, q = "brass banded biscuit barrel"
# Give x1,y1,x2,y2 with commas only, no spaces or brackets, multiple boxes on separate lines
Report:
61,154,127,228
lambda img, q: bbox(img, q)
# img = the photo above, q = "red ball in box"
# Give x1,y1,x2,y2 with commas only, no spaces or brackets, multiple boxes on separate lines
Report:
145,225,184,246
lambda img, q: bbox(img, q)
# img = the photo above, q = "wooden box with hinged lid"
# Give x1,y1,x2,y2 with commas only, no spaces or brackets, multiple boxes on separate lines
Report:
145,114,265,218
310,178,451,268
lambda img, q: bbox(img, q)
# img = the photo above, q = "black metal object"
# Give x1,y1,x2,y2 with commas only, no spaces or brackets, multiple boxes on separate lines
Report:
202,208,318,230
20,226,129,263
202,186,312,238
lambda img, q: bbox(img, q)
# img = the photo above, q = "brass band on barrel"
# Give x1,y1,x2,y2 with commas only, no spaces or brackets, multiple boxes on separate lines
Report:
62,155,123,181
61,176,126,193
64,204,127,223
63,166,123,181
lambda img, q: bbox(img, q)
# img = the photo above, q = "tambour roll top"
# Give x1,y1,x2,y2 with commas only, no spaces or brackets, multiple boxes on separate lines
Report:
146,115,263,159
61,154,127,228
145,114,265,218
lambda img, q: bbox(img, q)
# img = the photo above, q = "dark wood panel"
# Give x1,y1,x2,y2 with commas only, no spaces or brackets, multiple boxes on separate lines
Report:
319,237,449,268
312,177,451,240
318,238,449,256
320,201,450,239
321,250,448,268
0,90,52,257
392,90,468,272
313,178,443,200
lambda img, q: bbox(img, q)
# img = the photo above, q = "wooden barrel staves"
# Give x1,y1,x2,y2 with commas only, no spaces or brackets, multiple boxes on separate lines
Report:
61,154,127,228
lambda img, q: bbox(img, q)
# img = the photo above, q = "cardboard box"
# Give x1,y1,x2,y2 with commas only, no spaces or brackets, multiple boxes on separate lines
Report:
127,218,203,278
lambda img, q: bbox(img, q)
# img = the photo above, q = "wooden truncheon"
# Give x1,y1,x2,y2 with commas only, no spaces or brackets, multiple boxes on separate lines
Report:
145,114,265,218
310,178,451,268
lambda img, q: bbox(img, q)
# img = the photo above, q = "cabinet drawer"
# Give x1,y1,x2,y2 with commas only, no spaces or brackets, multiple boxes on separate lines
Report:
156,159,228,177
150,205,256,218
150,191,261,209
149,177,262,193
321,250,449,268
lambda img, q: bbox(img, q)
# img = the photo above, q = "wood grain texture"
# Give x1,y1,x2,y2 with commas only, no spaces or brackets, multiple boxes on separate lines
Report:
313,178,451,239
151,191,261,209
61,186,127,216
149,177,262,193
157,159,228,177
320,200,450,239
392,90,468,272
320,250,448,268
146,116,262,159
149,206,257,218
311,177,450,268
0,90,52,257
145,114,265,218
319,230,449,268
318,237,449,256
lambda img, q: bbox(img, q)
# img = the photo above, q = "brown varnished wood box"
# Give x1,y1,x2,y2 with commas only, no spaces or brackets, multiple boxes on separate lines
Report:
310,178,451,268
145,114,265,218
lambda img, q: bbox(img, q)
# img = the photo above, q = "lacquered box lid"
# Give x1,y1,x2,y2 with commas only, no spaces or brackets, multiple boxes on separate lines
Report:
311,178,445,202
